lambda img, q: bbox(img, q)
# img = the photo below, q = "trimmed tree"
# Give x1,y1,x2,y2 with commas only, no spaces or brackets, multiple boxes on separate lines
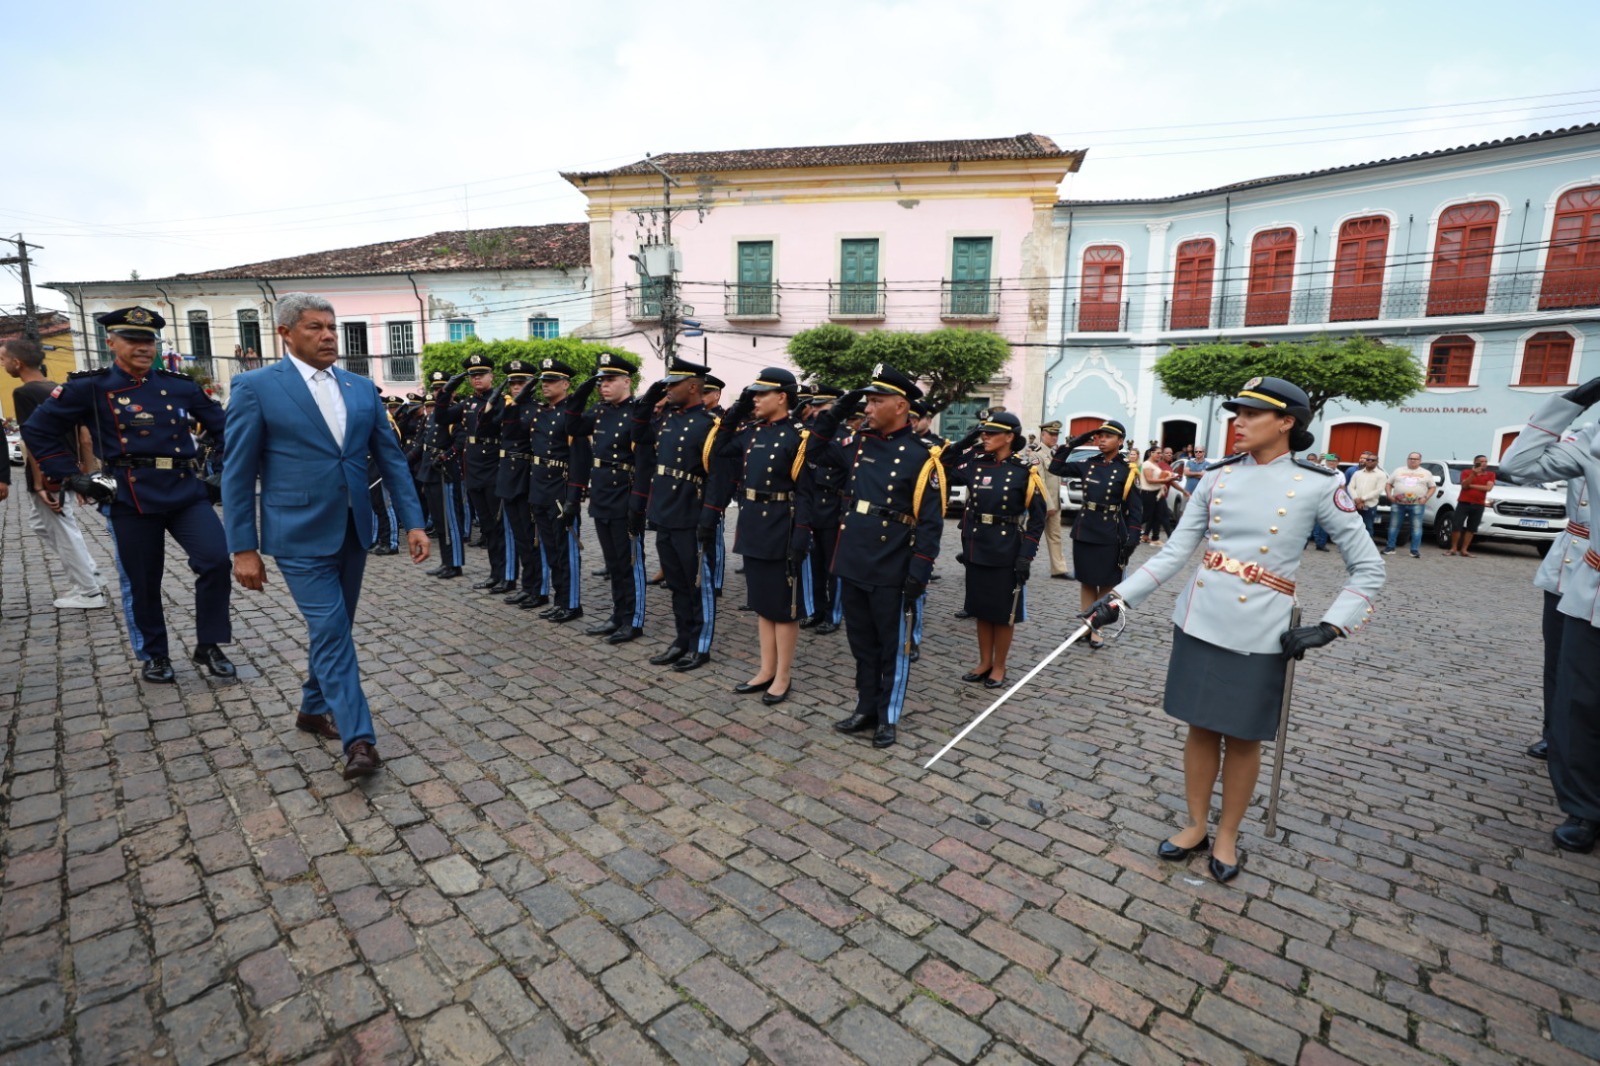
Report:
1151,335,1425,420
785,326,1010,414
420,336,641,389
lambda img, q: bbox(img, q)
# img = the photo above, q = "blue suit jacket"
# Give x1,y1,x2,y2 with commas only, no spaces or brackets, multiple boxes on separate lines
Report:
222,358,424,557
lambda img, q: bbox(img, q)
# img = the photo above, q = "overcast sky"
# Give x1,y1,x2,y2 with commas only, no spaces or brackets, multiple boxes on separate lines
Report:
5,0,1597,312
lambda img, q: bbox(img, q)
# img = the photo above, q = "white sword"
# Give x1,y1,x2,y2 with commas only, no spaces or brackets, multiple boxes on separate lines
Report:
923,622,1094,770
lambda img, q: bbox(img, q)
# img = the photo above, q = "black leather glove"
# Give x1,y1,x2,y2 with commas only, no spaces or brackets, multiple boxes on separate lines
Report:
788,528,812,574
903,575,927,602
726,388,756,425
627,510,646,538
956,428,983,454
1077,592,1121,629
566,374,599,413
637,380,669,412
954,552,967,566
1280,622,1342,661
1067,431,1095,450
1013,556,1031,583
1566,375,1600,408
66,472,117,506
1117,542,1135,568
835,389,867,421
697,520,719,553
442,372,468,398
556,499,578,529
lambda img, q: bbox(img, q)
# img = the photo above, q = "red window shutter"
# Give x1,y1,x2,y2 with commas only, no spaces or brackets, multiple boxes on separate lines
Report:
1170,239,1215,329
1330,217,1389,322
1540,186,1600,310
1426,335,1476,387
1067,416,1105,438
1498,430,1520,461
1519,331,1575,386
1078,246,1124,331
1244,229,1296,326
1222,417,1240,455
1427,203,1498,316
1328,422,1382,460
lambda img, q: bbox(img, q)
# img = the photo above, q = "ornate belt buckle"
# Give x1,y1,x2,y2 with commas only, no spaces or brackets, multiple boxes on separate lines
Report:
155,457,174,470
1239,562,1263,584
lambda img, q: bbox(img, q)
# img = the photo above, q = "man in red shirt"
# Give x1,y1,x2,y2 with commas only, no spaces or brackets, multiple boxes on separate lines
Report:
1448,454,1496,557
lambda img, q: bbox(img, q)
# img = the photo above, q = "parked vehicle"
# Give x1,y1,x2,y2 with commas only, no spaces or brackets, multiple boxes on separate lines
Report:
1421,459,1564,553
6,428,21,466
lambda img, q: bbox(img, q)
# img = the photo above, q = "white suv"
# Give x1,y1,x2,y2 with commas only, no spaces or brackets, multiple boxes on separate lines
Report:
1418,460,1565,554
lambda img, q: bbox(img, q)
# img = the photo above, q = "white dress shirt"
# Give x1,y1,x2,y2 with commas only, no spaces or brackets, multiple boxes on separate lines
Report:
288,353,347,445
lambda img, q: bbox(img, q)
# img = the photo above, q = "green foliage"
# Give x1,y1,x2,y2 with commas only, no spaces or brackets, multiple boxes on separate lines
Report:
420,337,642,388
1152,335,1424,420
785,325,1010,414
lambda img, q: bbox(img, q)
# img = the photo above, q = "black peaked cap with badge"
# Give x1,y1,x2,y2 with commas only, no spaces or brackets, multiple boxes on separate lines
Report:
97,306,166,337
538,358,577,381
1092,418,1128,438
659,355,711,384
464,354,495,373
980,411,1024,438
428,370,449,388
595,352,638,376
746,367,797,393
703,373,726,391
1222,376,1313,424
808,384,843,404
860,363,923,401
504,359,536,379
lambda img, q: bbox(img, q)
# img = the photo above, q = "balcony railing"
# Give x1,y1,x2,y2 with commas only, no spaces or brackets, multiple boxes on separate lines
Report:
725,283,781,320
343,355,371,377
626,285,663,320
385,354,417,382
941,279,1001,320
1071,300,1131,333
828,281,887,319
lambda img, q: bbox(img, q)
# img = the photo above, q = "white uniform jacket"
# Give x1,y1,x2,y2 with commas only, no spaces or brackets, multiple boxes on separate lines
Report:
1502,395,1600,624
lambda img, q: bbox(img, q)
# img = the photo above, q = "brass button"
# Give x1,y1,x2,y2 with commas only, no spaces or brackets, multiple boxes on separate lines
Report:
1270,526,1279,534
1286,491,1296,498
1212,498,1222,505
1238,595,1248,603
1278,508,1287,515
1294,475,1303,481
1260,546,1270,554
1196,579,1205,588
1213,516,1222,524
1211,533,1220,541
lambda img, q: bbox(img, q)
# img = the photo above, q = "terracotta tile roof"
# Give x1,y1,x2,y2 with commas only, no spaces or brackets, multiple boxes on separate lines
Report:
132,223,590,282
564,133,1082,181
0,310,72,338
1059,123,1600,207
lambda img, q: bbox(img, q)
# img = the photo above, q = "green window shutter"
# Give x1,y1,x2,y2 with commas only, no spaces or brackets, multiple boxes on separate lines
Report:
840,239,879,314
951,237,993,314
737,241,774,315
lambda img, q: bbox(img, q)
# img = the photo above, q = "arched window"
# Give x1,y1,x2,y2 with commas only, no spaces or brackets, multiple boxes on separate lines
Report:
1427,202,1499,316
1519,331,1575,386
1427,335,1476,387
1330,216,1389,321
1245,229,1296,326
1078,246,1124,331
1068,416,1105,438
1328,422,1382,461
1540,186,1600,310
1169,239,1215,329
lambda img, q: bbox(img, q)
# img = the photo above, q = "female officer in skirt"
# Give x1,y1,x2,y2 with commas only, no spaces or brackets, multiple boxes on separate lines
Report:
1050,419,1143,649
704,369,814,705
946,412,1048,688
1081,378,1384,882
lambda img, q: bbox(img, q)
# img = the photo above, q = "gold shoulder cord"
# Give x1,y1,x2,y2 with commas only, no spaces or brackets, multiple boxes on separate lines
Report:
790,428,810,483
701,415,723,473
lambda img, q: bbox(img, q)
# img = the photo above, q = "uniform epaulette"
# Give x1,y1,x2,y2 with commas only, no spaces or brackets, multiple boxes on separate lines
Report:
67,367,110,379
1217,452,1247,465
155,367,190,379
1295,456,1336,476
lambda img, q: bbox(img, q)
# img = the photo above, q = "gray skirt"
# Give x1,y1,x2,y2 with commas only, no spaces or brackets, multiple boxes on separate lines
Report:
1164,626,1285,741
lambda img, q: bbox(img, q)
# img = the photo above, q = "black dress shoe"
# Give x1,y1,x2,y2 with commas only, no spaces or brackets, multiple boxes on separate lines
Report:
370,546,399,556
733,679,773,694
1527,739,1550,760
1554,816,1599,853
983,676,1007,689
518,594,551,610
954,609,971,619
799,615,820,629
472,577,499,589
1157,835,1211,861
486,580,512,595
813,621,840,636
586,620,621,636
426,565,446,576
672,651,711,672
649,645,687,666
762,688,789,706
547,606,583,623
591,568,608,577
909,643,920,663
191,644,237,678
1050,572,1070,580
872,723,897,748
434,566,463,579
142,656,175,684
605,626,644,645
834,712,875,734
961,669,991,683
504,589,532,605
1208,850,1247,884
737,604,755,612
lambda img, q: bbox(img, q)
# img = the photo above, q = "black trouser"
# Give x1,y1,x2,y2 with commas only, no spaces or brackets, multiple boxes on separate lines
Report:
809,521,839,621
594,515,645,629
467,484,507,580
370,481,397,551
110,501,231,660
840,578,913,726
424,480,467,567
501,493,541,592
1543,591,1565,743
657,526,715,653
414,476,431,530
533,501,579,610
1549,613,1600,819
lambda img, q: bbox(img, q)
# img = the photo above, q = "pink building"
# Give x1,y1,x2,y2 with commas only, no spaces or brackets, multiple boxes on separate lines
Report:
563,134,1082,431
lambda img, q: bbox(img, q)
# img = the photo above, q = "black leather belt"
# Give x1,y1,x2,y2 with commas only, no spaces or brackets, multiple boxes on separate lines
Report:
656,465,703,485
1084,501,1121,514
594,458,631,470
851,499,915,526
499,449,529,460
976,512,1025,527
744,488,793,503
529,456,568,470
106,457,198,470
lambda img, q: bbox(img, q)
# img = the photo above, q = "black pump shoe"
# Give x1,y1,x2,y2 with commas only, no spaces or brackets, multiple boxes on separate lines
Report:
960,669,991,683
762,688,789,706
1208,850,1247,884
1157,835,1211,861
733,679,773,694
1554,816,1599,853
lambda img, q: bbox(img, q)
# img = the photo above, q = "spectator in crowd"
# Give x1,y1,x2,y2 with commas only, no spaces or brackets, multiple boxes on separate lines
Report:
1023,421,1070,579
1384,451,1437,557
1448,454,1496,557
1137,446,1176,545
1310,453,1341,551
1347,452,1387,537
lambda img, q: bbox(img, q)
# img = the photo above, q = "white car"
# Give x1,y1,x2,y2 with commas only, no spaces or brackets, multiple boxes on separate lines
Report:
1419,460,1565,553
6,429,21,466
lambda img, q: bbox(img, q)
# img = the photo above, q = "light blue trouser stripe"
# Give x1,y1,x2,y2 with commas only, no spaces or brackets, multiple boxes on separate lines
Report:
566,523,582,609
443,483,466,566
912,591,926,644
631,536,648,629
104,507,146,661
887,599,912,725
713,516,726,590
539,538,552,594
1018,584,1028,624
830,577,844,625
501,509,518,582
382,486,398,550
696,554,716,654
799,563,814,618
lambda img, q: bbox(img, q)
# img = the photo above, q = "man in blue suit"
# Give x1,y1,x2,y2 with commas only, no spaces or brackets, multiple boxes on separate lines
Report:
222,293,429,780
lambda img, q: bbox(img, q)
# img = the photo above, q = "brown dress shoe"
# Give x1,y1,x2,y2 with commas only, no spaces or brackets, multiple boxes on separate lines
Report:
296,713,341,741
343,740,382,780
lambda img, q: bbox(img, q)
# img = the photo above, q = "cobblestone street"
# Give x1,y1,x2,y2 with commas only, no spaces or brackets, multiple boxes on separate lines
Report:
3,498,1599,1066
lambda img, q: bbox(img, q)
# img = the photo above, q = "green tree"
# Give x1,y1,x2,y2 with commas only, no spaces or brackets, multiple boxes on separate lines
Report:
1152,335,1424,420
420,336,641,390
784,326,1010,414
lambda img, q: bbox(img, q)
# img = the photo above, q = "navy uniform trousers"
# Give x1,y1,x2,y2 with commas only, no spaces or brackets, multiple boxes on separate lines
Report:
839,578,913,726
594,517,646,629
111,500,232,659
1551,615,1600,819
657,526,716,653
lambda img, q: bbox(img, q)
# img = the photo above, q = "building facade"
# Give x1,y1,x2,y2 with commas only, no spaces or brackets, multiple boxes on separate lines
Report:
0,311,80,420
563,134,1082,433
1046,124,1600,465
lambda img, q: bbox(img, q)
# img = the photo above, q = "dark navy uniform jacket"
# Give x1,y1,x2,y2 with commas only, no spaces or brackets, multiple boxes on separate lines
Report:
414,400,464,484
526,402,582,508
947,445,1048,567
461,390,503,490
706,417,814,562
1048,451,1143,546
803,414,846,528
632,402,719,530
567,399,636,520
496,395,534,500
808,420,943,587
23,364,225,515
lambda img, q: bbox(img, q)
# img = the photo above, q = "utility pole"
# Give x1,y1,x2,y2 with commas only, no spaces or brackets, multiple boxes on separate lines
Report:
1,234,43,344
642,156,682,364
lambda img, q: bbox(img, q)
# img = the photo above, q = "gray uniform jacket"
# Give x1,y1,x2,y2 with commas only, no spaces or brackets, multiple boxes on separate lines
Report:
1114,451,1385,654
1502,395,1600,624
1526,421,1594,597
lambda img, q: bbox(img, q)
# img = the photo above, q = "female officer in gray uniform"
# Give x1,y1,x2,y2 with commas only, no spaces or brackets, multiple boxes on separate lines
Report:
1082,378,1384,883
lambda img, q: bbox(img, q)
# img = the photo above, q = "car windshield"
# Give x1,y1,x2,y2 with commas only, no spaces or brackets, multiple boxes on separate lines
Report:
1445,462,1499,485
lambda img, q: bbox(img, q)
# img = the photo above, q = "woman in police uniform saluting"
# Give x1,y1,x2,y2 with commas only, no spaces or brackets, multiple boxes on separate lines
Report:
946,412,1047,688
1049,419,1142,649
1083,378,1384,883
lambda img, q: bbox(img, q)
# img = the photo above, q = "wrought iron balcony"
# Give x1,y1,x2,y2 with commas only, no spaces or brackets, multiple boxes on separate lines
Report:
626,285,663,321
384,354,417,382
828,281,887,320
1071,300,1131,333
941,279,1001,320
342,355,371,377
725,283,781,320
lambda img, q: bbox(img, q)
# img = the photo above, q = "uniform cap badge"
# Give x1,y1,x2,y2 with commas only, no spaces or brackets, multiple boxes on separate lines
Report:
1244,376,1263,390
872,363,884,377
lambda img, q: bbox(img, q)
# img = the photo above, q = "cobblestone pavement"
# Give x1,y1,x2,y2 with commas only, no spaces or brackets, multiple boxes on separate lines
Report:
3,496,1600,1066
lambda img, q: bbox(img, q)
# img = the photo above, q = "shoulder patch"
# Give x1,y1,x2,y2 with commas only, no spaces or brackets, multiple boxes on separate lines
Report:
1294,457,1336,476
1333,484,1357,512
67,367,109,379
50,384,63,399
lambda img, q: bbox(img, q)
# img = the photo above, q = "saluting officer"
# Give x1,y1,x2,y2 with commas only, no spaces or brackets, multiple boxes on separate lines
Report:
945,412,1047,688
417,368,469,577
460,355,514,593
565,352,646,643
22,306,235,684
367,396,405,555
527,358,585,623
702,372,730,594
630,356,721,672
800,384,846,634
495,361,551,609
706,368,813,705
1049,418,1143,649
1083,377,1384,883
808,364,945,748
